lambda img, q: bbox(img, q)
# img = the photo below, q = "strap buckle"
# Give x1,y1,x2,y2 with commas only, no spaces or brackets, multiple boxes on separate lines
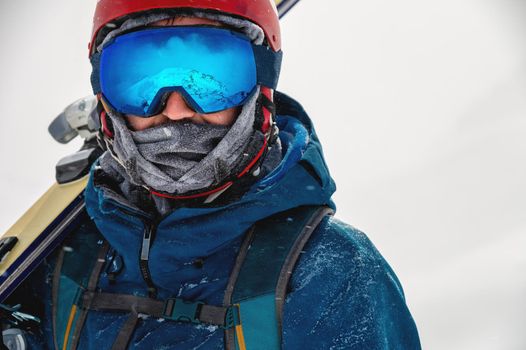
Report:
224,304,241,329
162,298,204,324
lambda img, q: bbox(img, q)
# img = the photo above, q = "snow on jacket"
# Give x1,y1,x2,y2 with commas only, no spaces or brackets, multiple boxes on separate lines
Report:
27,92,420,349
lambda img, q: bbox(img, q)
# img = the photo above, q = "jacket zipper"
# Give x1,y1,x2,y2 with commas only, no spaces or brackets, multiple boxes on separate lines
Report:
104,193,163,299
139,220,159,298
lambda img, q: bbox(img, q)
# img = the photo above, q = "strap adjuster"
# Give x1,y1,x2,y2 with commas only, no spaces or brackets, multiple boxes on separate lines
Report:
162,298,204,324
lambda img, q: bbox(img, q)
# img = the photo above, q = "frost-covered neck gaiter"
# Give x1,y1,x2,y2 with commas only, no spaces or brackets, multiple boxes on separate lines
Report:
106,114,230,193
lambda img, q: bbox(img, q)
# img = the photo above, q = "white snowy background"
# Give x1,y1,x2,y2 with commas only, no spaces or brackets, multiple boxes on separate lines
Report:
0,1,525,349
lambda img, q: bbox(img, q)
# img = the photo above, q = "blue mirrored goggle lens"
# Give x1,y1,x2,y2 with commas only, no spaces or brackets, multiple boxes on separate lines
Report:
100,27,257,116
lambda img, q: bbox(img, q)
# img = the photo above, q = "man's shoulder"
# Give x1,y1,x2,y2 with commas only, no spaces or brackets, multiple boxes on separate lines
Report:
295,216,400,290
283,215,421,349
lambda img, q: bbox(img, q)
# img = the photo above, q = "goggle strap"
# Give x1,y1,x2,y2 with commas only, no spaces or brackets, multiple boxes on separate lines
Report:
253,46,283,90
258,92,276,117
90,52,102,95
259,87,273,133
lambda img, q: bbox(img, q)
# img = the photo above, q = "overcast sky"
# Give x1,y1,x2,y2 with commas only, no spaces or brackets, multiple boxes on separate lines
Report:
0,1,525,349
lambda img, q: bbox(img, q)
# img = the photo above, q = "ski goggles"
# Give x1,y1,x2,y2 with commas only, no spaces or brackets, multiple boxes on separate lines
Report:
90,26,282,117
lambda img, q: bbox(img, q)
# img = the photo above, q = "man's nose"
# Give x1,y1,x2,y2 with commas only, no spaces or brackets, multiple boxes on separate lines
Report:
161,91,196,121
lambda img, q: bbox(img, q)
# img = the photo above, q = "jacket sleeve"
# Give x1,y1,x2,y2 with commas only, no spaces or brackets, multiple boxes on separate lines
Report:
283,217,421,350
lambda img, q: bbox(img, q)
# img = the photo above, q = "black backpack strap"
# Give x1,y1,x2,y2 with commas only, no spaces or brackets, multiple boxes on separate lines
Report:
223,205,333,350
79,292,234,327
75,292,239,350
274,206,333,332
111,312,140,350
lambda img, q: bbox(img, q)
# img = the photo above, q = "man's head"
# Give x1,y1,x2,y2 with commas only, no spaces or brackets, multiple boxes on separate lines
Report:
89,0,284,204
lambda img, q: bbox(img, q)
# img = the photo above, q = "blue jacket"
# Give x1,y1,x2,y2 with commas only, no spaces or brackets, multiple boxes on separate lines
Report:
32,93,420,349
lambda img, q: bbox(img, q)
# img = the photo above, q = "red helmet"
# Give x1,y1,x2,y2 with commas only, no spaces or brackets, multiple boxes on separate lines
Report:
89,0,281,55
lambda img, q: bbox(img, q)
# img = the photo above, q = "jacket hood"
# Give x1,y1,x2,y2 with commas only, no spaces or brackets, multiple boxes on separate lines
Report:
84,91,336,301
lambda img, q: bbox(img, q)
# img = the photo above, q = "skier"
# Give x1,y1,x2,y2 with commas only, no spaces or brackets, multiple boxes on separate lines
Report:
3,0,421,349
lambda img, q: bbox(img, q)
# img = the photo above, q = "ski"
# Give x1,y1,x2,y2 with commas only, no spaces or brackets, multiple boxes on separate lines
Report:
0,178,88,302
